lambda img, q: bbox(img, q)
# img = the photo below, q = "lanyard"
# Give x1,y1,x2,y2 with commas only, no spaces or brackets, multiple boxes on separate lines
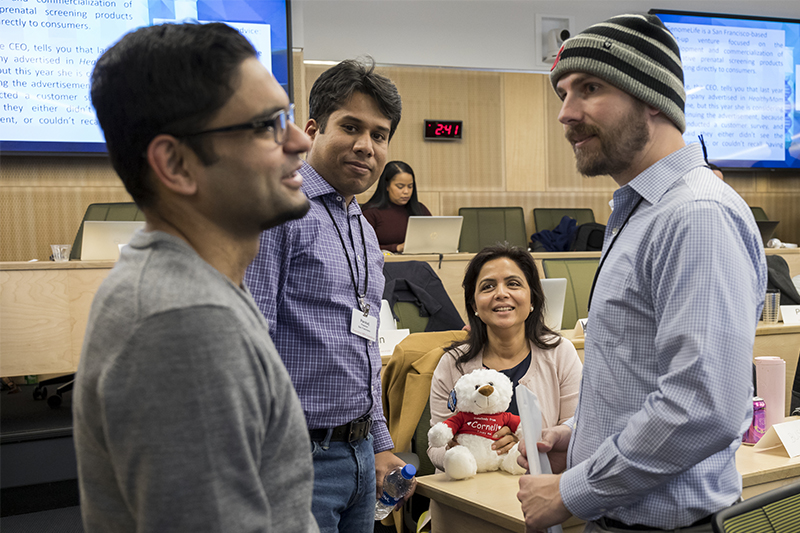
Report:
587,196,644,313
323,199,371,316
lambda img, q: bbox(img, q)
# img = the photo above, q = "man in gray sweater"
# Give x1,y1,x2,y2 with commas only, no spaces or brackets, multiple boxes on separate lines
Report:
74,23,319,532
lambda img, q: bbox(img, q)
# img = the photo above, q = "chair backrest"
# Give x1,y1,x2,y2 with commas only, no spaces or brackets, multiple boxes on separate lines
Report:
411,400,436,476
381,330,468,457
541,258,600,329
712,480,800,533
750,206,769,221
457,207,527,253
383,261,464,333
71,202,144,260
533,208,595,232
393,301,430,333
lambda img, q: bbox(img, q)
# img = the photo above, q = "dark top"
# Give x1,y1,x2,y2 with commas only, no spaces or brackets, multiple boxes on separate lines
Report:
492,351,532,416
362,202,431,252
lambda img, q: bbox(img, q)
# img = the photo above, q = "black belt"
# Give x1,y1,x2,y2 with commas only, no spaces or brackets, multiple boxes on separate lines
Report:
599,514,712,531
309,415,372,443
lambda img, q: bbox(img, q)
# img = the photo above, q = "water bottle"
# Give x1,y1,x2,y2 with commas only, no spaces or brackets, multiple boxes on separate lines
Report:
374,464,416,520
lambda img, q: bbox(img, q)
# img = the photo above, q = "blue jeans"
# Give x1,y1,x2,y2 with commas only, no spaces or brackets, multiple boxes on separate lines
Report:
310,434,376,533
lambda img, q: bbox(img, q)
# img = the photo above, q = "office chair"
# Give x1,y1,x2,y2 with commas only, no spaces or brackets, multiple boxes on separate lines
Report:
533,208,595,233
392,302,430,333
32,373,74,408
381,330,468,533
383,262,464,333
457,207,527,253
70,202,144,260
750,206,769,222
712,480,800,532
541,258,600,330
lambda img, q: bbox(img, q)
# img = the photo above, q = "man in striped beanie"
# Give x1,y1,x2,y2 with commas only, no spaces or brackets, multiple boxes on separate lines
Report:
517,13,768,533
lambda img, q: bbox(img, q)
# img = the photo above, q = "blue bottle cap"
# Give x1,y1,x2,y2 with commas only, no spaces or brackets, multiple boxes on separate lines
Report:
447,389,457,412
401,464,416,479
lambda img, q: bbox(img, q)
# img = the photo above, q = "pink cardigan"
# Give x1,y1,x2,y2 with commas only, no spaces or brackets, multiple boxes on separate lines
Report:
427,337,582,471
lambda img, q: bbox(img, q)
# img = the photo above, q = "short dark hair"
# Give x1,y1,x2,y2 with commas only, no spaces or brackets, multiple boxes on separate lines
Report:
452,243,560,370
362,161,426,215
91,23,257,207
308,57,402,141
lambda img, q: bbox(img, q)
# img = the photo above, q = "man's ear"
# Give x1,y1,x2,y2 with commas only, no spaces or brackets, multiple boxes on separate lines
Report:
305,119,319,140
146,134,199,197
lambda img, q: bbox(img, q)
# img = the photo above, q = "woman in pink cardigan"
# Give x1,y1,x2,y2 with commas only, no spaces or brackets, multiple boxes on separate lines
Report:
428,243,583,473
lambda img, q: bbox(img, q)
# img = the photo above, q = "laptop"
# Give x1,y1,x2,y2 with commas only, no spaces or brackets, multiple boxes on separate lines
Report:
540,278,567,331
755,220,779,246
81,221,145,260
402,216,463,255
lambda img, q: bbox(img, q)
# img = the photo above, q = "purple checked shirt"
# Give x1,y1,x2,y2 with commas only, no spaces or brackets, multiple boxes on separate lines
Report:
245,162,392,453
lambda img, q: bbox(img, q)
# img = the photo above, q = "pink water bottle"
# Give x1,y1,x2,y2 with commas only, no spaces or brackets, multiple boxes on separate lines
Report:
755,356,786,432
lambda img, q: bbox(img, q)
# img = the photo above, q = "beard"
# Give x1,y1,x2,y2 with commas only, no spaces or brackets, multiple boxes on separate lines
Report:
258,196,310,232
566,102,650,177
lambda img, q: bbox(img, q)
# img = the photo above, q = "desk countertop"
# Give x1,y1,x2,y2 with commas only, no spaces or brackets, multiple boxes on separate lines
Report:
0,260,116,271
415,436,800,532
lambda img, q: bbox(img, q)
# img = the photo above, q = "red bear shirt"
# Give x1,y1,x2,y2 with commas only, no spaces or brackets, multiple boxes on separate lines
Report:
442,411,520,440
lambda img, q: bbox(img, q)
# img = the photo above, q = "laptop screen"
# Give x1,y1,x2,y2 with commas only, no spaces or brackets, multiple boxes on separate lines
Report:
540,278,567,331
81,221,145,260
402,216,463,255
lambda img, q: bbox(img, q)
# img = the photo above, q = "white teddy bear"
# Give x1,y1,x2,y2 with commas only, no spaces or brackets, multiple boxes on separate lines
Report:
428,368,527,480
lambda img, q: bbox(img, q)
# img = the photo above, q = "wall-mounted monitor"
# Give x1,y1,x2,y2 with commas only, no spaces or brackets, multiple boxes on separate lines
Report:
650,9,799,170
0,0,292,156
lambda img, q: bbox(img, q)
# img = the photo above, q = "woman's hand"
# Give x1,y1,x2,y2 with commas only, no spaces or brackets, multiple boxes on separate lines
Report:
491,425,520,455
396,243,405,253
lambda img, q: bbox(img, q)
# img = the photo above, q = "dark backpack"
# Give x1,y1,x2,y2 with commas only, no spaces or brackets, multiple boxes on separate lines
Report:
571,222,606,251
766,255,800,305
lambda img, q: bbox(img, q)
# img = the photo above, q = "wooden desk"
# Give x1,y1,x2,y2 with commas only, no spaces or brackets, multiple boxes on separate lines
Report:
416,441,800,533
3,250,798,381
384,252,601,324
385,248,799,325
754,323,800,415
0,261,114,377
1,260,394,378
565,324,800,416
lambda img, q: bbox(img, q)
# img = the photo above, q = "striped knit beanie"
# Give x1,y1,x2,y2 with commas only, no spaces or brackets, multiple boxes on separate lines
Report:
549,14,686,133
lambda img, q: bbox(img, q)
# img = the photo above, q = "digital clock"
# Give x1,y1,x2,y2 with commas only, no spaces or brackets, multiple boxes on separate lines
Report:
424,120,463,140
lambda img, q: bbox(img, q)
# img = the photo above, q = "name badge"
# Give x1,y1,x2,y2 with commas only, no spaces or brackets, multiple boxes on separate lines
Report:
351,308,378,342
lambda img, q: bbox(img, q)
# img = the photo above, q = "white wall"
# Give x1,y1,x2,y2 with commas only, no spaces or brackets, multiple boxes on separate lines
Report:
292,0,800,71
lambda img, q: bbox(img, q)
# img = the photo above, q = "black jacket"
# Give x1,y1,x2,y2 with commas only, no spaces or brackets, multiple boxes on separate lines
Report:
382,261,464,332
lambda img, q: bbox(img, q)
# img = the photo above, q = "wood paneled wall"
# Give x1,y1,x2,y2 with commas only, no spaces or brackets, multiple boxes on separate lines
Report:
1,52,798,261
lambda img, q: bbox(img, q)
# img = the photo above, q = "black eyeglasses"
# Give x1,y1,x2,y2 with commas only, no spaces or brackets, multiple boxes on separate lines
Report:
176,104,295,145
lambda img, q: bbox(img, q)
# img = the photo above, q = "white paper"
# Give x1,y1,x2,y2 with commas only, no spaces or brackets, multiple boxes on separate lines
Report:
780,305,800,325
378,328,410,356
379,299,397,330
753,419,800,458
516,385,563,533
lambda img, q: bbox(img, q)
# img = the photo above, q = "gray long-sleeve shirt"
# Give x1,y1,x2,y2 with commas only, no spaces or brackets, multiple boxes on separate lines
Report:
74,230,318,533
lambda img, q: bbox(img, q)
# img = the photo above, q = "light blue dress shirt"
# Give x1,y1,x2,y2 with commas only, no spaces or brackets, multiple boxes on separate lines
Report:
245,162,392,453
560,143,768,528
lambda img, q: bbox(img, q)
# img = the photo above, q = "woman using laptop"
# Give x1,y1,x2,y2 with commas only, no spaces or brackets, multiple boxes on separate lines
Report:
362,161,431,253
427,243,582,473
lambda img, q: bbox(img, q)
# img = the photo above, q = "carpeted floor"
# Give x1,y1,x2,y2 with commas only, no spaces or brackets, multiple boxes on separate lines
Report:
0,506,83,533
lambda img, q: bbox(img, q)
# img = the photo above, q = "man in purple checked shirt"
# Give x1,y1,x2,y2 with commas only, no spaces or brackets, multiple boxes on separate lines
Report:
245,57,414,533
